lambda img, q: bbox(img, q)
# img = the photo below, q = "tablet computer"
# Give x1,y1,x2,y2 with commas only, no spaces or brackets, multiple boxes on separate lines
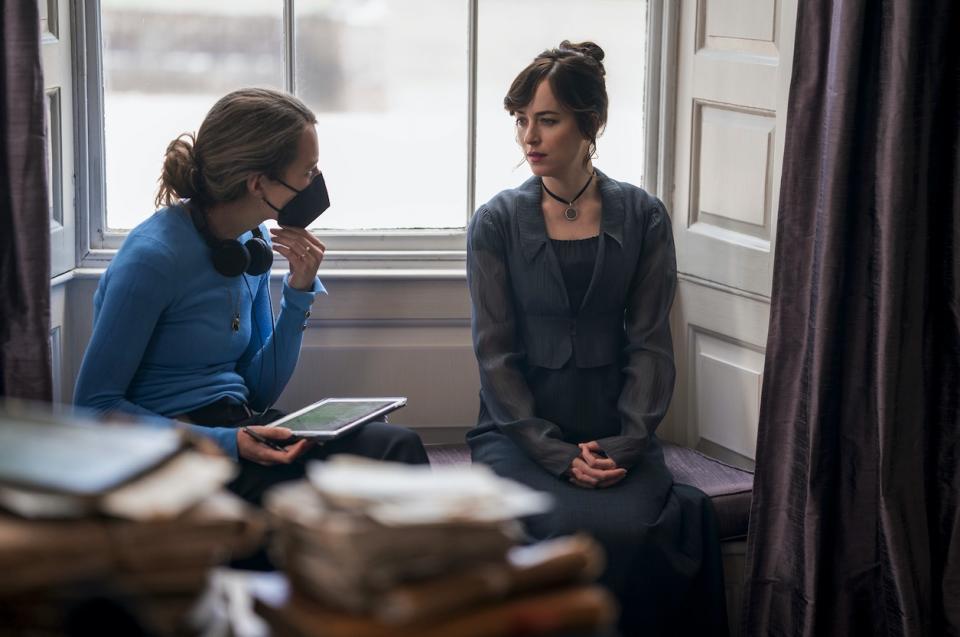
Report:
266,397,407,440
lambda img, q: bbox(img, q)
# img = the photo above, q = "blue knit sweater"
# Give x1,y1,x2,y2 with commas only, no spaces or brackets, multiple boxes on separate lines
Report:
74,205,325,458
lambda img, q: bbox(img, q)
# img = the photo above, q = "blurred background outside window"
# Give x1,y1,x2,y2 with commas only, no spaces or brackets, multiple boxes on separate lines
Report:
101,0,646,233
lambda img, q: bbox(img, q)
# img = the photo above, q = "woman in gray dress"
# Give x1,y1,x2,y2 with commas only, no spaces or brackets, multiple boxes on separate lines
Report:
466,41,728,636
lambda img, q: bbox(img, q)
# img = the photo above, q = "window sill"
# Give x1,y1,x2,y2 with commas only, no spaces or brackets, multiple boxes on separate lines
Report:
75,250,468,280
96,228,470,253
84,226,469,274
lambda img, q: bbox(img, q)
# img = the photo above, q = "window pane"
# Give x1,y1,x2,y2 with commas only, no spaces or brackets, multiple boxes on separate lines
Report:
101,0,284,231
475,0,648,209
295,0,469,230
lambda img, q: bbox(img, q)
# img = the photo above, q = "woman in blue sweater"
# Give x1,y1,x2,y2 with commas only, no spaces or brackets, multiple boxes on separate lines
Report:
75,88,428,503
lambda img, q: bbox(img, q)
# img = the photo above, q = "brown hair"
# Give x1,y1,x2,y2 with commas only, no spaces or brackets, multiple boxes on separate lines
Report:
155,88,317,209
504,40,608,158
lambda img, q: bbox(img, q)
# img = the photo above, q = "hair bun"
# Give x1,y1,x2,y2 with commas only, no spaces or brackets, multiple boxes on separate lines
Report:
559,40,605,67
156,133,201,207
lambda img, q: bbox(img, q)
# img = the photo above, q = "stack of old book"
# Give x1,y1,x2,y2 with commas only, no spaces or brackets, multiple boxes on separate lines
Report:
259,456,616,637
0,404,265,636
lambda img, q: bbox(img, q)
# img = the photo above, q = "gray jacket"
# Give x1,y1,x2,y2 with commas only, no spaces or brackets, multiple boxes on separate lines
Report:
466,170,678,476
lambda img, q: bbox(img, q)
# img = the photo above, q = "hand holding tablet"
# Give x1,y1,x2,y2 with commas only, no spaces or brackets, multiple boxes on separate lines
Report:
265,397,407,441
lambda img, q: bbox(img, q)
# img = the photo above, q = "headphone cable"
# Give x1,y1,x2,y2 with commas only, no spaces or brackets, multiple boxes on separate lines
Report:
242,246,279,421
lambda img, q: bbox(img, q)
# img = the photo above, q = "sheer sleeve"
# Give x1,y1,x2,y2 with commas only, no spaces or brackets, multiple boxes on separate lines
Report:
467,208,580,477
596,201,677,469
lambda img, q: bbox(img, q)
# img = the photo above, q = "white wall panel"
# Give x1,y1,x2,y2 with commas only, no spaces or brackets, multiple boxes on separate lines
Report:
692,331,764,458
40,0,58,40
702,0,779,57
674,0,796,297
50,282,66,407
667,0,797,461
705,0,775,43
665,278,770,461
695,103,774,236
40,0,75,276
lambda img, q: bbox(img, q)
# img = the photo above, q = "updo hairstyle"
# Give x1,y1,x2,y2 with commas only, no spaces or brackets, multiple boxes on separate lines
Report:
504,40,609,158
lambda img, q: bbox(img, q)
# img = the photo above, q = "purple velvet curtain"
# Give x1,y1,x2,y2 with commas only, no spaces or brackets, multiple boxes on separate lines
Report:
0,2,52,400
743,1,960,635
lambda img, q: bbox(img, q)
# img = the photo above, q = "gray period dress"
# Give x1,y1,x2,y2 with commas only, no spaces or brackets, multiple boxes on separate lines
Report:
466,172,728,637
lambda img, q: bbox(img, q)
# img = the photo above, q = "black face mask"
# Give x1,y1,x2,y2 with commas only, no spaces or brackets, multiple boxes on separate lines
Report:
264,173,330,228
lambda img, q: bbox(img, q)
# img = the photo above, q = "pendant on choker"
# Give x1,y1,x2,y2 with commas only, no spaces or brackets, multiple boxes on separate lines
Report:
542,173,594,224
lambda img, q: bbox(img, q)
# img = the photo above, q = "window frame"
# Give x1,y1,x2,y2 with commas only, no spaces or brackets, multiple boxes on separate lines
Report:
72,0,673,273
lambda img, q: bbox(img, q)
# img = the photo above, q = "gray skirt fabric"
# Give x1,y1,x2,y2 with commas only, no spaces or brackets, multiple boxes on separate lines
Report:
468,428,729,637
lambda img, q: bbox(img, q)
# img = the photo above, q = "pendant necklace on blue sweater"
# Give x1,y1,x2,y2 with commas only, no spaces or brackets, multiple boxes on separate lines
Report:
227,287,241,332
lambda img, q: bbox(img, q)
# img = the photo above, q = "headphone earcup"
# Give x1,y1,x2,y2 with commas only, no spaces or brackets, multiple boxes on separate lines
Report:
245,236,273,276
211,239,251,278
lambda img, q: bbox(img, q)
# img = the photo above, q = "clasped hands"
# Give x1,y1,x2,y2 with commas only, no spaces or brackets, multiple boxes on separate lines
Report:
567,441,627,489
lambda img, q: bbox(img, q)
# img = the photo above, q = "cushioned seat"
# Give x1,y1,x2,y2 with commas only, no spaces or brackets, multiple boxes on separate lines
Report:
425,442,753,541
661,444,753,540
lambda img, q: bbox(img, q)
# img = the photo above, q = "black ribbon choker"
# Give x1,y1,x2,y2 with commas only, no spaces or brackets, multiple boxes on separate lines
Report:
541,173,595,221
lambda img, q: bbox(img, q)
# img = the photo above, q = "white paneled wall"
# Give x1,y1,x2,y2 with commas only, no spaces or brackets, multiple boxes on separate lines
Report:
40,0,75,277
49,281,66,407
668,0,797,463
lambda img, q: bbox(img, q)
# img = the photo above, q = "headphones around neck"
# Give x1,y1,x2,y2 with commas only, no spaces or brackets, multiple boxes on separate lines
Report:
189,205,273,277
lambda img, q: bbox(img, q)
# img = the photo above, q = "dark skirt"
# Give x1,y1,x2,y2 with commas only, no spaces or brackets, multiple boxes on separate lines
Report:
469,428,729,637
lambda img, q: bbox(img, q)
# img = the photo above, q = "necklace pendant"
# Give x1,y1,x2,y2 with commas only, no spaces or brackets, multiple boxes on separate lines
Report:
231,314,241,332
541,173,594,224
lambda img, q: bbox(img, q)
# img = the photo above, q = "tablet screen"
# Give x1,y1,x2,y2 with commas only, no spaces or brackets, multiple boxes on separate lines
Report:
276,399,400,435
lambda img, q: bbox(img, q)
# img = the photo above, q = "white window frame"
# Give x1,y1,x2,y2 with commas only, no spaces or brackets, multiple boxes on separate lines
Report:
71,0,675,273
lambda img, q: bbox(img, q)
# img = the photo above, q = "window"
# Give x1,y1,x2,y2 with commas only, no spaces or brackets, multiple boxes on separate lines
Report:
87,0,653,255
100,0,286,232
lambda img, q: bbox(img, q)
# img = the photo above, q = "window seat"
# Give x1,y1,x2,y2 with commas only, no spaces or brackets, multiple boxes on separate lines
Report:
425,442,753,542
